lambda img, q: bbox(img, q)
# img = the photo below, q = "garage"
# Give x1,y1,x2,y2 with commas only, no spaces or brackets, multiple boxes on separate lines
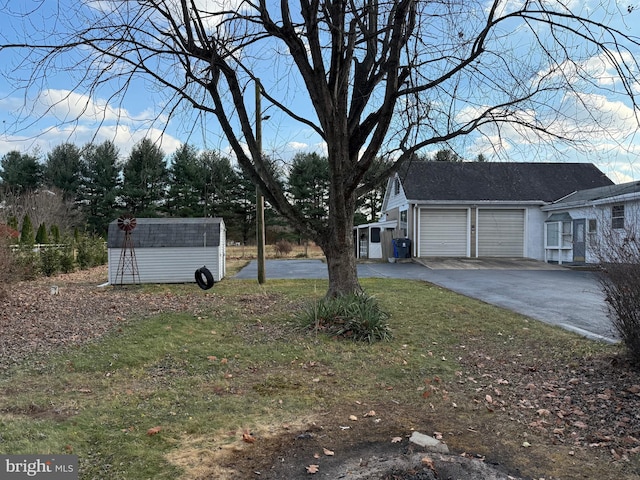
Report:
419,208,468,256
477,209,525,257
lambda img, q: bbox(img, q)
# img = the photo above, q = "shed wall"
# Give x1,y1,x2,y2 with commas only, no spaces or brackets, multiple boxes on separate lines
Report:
108,247,223,284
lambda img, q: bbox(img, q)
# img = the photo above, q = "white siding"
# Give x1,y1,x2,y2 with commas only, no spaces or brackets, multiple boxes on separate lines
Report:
477,209,525,257
108,247,223,285
385,176,408,211
419,209,468,256
526,208,546,261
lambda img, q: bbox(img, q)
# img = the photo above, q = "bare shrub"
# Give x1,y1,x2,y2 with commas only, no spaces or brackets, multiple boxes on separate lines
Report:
273,239,293,257
597,220,640,365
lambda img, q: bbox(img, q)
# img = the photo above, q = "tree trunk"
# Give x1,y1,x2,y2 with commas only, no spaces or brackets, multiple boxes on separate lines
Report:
320,140,362,297
323,229,361,298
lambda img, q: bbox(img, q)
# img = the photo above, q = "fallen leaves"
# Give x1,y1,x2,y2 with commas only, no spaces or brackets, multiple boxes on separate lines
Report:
146,426,162,436
462,347,640,460
242,431,256,443
306,464,319,474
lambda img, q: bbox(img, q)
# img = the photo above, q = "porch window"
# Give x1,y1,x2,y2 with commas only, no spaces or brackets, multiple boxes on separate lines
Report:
545,214,572,248
612,205,624,229
546,222,560,247
588,219,597,245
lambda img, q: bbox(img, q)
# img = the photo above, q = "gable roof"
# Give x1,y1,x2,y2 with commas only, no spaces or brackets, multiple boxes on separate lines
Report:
107,217,224,248
551,180,640,206
397,162,613,203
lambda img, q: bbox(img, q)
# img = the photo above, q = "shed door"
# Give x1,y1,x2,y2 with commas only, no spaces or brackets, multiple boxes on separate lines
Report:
477,209,525,257
419,209,468,256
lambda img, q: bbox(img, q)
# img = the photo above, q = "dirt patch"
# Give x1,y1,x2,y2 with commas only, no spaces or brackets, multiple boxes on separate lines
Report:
234,424,518,479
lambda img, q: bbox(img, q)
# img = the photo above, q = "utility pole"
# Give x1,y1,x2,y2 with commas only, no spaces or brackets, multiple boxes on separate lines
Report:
256,79,266,284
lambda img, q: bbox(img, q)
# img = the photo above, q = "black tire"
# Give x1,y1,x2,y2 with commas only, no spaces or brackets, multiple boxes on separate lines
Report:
195,266,215,290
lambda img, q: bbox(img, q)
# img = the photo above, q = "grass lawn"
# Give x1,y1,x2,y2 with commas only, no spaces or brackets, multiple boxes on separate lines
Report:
1,254,639,479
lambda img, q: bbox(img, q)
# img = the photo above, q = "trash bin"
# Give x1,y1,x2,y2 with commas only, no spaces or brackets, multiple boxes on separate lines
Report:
393,238,411,258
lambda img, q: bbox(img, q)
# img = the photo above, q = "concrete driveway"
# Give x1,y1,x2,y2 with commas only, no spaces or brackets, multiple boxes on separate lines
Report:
234,258,616,343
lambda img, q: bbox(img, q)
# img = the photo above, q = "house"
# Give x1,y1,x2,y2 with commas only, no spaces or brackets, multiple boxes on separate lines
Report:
107,217,226,285
541,181,640,264
357,162,613,261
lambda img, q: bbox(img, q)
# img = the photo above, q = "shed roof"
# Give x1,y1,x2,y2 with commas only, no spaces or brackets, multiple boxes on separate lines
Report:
551,180,640,205
397,162,613,203
107,217,224,248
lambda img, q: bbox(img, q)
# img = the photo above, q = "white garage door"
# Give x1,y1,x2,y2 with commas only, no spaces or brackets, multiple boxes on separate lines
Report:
477,209,524,257
419,209,468,256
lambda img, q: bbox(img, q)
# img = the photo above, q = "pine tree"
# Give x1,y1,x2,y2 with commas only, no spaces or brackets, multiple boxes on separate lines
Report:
35,223,49,244
20,214,35,245
49,224,61,243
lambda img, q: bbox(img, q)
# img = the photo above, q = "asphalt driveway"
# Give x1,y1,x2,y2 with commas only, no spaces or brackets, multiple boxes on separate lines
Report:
234,258,616,343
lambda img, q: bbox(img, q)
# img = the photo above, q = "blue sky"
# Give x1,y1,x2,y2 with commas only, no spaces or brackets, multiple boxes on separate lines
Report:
0,0,639,183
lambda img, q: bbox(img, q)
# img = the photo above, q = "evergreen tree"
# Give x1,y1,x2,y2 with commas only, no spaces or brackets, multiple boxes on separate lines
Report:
121,138,168,216
199,150,238,219
288,152,330,229
432,149,463,162
49,224,61,243
167,143,202,216
7,215,19,231
20,214,35,245
232,166,259,245
0,150,43,194
35,222,49,244
80,140,121,234
44,143,83,200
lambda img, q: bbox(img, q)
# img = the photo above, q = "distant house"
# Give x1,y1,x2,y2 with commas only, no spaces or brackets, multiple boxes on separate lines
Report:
357,162,614,262
542,181,640,264
107,217,226,285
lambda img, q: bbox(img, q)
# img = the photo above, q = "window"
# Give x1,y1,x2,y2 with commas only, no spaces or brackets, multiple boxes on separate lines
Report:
399,209,408,236
370,227,381,243
612,205,624,229
587,219,597,245
394,178,400,195
562,220,572,247
546,222,560,247
545,220,572,248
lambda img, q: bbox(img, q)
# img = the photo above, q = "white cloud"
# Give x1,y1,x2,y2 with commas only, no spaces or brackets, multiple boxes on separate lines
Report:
0,87,182,159
286,141,309,151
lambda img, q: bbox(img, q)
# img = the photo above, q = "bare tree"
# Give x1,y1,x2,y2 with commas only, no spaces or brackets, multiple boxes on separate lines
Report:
1,188,83,235
1,1,639,296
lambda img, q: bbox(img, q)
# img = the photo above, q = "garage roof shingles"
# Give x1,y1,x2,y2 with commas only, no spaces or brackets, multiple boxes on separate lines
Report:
399,162,613,202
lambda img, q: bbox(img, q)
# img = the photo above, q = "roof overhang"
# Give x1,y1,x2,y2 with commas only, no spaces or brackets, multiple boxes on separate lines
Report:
407,199,546,207
545,212,572,222
354,220,398,230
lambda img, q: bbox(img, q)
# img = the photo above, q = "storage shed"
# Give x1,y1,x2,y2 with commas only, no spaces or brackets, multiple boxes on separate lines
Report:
107,217,226,285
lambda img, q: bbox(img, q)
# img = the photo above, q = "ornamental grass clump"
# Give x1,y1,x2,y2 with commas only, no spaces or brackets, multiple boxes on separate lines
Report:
297,292,392,343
